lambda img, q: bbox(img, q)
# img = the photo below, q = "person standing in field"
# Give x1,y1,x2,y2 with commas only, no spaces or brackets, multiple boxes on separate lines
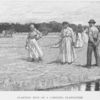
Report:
84,19,100,68
57,22,76,64
82,29,89,44
25,24,43,62
75,32,84,48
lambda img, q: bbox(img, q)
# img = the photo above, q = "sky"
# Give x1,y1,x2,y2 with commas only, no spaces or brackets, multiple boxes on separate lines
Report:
0,0,100,25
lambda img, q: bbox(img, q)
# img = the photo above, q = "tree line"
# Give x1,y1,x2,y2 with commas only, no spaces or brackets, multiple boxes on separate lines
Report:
0,21,99,35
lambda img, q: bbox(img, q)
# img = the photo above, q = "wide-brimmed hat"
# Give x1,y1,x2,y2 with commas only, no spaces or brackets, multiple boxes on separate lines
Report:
88,19,96,24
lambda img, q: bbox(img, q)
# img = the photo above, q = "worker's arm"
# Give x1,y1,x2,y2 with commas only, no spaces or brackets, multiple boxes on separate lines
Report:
89,30,95,44
36,29,42,39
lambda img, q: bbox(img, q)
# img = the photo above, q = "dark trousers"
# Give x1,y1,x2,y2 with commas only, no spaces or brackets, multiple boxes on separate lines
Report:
87,41,99,66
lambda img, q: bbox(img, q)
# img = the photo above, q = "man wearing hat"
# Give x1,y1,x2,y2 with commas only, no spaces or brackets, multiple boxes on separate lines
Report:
85,19,100,68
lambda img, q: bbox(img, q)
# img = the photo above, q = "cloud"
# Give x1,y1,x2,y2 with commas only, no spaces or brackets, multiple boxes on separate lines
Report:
0,0,100,25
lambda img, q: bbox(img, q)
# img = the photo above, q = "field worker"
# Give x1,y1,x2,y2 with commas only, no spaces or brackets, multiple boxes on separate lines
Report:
25,24,43,62
75,33,84,48
57,22,76,64
84,19,100,68
82,29,89,44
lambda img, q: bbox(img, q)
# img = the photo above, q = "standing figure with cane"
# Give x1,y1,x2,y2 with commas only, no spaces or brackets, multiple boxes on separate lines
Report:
56,22,76,64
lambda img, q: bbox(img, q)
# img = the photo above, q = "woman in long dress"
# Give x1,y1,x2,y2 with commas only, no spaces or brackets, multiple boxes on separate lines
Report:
75,33,84,48
25,24,43,62
82,29,89,44
58,22,76,64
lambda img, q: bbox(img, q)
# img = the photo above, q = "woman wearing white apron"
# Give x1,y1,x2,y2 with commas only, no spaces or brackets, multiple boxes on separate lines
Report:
25,24,43,62
57,22,76,64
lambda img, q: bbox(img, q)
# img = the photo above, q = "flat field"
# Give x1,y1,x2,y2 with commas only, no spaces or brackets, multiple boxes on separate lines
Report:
0,33,100,91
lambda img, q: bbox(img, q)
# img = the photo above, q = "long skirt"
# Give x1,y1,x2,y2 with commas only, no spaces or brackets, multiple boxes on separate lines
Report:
26,39,43,60
75,38,84,48
75,33,84,48
59,37,76,63
82,32,88,44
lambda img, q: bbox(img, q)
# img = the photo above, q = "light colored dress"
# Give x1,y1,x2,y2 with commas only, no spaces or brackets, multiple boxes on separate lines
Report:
26,29,43,60
59,27,76,63
82,30,89,44
75,33,84,48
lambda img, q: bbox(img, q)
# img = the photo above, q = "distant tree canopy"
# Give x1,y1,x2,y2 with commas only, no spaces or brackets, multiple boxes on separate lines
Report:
1,21,99,35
